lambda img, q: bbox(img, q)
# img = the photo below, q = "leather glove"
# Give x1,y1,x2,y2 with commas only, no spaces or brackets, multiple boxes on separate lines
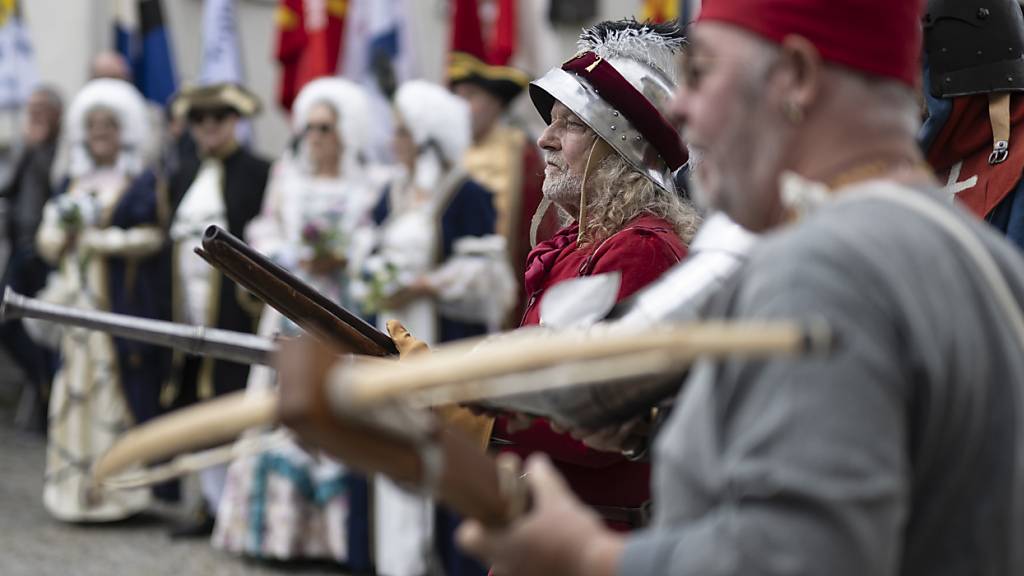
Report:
385,319,494,451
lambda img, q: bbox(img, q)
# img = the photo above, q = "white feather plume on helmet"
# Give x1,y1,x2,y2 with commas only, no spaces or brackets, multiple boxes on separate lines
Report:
576,20,683,87
65,78,150,179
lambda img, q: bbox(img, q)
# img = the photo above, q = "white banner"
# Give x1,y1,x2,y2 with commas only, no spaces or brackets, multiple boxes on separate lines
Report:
0,5,37,110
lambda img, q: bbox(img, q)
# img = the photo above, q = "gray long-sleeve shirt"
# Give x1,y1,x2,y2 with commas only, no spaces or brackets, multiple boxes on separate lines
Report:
621,182,1024,576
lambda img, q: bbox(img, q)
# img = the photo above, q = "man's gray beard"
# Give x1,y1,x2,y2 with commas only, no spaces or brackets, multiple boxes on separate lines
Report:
542,168,583,208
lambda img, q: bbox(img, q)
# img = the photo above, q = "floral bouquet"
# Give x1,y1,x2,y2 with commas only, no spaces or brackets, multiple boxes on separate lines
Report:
55,194,99,232
356,255,417,314
300,209,349,262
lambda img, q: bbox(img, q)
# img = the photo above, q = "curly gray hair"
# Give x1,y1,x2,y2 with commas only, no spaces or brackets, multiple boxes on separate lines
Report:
564,153,702,247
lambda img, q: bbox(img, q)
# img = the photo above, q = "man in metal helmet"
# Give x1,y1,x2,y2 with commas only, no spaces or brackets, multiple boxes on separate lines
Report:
922,0,1024,248
487,19,701,531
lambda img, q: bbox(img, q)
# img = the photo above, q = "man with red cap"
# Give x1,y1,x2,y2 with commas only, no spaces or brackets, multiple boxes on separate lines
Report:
456,1,1024,575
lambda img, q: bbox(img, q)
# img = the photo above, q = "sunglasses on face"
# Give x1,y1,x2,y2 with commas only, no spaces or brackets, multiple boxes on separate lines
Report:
188,107,235,125
86,117,118,131
305,122,335,136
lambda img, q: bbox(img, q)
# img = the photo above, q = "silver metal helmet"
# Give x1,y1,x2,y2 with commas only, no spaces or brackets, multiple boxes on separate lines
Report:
530,20,687,193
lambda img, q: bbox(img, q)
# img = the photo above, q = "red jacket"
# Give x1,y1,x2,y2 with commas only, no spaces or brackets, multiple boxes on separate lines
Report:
494,214,687,521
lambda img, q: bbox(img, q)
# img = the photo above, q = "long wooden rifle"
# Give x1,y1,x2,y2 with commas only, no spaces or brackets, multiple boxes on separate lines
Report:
196,224,398,357
86,319,835,528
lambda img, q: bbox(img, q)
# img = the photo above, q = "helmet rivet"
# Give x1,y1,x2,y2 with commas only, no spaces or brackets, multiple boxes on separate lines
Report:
945,76,952,83
634,135,642,142
610,124,617,130
977,7,989,19
977,50,984,57
1009,76,1016,83
621,135,627,141
612,111,619,117
940,47,948,54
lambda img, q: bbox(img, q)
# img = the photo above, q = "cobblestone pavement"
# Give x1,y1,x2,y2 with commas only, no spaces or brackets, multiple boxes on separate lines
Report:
0,351,346,576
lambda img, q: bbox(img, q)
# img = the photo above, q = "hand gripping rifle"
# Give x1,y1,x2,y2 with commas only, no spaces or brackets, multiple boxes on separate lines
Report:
88,319,835,529
196,224,398,357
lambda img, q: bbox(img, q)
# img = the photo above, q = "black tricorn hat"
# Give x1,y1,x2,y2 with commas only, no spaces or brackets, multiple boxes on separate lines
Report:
447,52,531,106
170,83,262,119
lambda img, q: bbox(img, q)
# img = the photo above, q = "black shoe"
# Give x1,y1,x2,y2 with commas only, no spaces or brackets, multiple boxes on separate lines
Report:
168,507,214,539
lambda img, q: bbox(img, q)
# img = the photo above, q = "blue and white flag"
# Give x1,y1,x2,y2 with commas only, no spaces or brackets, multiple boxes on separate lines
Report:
199,0,244,85
0,0,37,110
341,0,415,161
199,0,252,142
114,0,177,105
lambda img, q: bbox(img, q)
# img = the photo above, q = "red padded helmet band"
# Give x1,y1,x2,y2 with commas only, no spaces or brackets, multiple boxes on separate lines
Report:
562,51,687,171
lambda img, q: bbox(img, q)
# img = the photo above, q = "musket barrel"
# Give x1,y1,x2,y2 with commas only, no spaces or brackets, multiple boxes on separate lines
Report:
1,288,276,366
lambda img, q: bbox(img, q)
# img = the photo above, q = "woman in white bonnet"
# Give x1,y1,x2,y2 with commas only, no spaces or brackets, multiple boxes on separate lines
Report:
211,78,380,564
358,80,516,344
357,79,514,576
34,78,160,522
244,76,379,315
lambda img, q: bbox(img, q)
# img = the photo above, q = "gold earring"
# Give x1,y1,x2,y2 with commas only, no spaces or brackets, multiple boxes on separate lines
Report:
784,100,804,124
782,99,806,123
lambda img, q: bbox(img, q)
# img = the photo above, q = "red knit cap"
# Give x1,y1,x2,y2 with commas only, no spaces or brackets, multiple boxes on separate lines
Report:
697,0,924,87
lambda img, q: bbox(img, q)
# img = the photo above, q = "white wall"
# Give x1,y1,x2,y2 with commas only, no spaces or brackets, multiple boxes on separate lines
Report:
23,0,641,159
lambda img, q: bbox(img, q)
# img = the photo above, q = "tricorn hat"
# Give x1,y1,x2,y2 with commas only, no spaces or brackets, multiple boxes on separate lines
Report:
448,52,531,106
171,83,262,119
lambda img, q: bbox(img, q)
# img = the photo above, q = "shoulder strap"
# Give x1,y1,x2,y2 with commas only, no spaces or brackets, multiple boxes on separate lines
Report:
843,185,1024,352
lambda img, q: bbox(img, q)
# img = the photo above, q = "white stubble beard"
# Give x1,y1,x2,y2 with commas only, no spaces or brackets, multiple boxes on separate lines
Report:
542,160,583,212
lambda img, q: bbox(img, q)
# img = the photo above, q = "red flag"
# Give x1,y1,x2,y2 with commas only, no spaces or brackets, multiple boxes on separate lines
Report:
275,0,347,111
450,0,517,66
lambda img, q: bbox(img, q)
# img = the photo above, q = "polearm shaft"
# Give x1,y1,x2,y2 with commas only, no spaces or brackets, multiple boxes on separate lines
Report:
0,288,276,366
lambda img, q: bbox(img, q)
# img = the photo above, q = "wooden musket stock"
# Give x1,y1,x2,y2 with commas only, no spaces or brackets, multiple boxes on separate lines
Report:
277,338,524,528
197,225,398,357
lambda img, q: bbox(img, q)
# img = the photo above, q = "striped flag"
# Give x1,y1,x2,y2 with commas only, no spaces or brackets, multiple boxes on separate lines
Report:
113,0,177,105
274,0,348,111
340,0,415,161
0,0,37,110
450,0,517,66
200,0,244,85
199,0,252,142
